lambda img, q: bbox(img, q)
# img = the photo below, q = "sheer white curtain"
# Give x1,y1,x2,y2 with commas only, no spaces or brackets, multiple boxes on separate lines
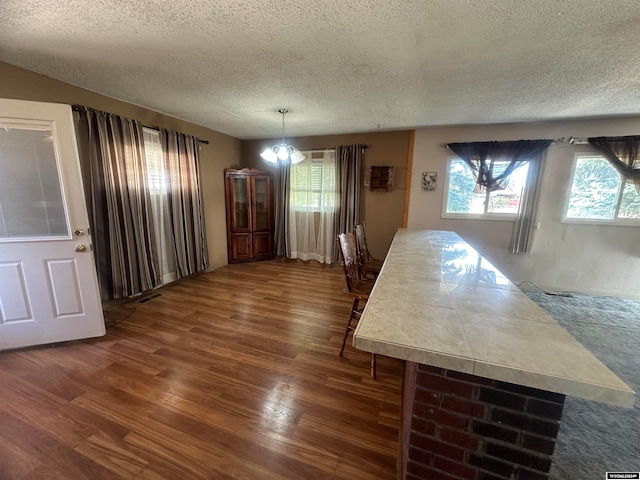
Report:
143,128,177,284
288,149,336,264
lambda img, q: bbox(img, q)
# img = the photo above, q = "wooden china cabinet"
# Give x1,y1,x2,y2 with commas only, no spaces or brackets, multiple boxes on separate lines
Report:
224,168,274,263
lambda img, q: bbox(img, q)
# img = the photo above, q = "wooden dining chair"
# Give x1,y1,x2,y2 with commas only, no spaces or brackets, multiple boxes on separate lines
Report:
354,222,383,277
337,232,377,378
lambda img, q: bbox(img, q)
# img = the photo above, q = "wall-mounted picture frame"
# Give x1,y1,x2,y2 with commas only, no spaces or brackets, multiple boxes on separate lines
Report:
422,172,437,191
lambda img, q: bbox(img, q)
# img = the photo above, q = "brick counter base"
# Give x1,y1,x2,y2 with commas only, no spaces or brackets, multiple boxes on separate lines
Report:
402,362,566,480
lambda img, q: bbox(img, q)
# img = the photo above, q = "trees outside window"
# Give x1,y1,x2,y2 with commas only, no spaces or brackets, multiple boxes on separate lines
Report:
443,158,529,218
566,156,640,221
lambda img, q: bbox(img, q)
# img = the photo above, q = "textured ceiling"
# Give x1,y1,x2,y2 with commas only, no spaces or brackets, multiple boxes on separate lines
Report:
1,0,640,140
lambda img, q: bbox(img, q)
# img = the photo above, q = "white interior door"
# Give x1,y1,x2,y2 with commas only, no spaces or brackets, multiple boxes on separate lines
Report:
0,99,105,351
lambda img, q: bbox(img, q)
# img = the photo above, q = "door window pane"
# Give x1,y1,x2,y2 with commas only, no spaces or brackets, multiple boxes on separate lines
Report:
0,126,69,238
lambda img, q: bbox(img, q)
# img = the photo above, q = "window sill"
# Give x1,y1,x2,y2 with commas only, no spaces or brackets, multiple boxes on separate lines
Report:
291,208,335,213
441,213,517,221
562,218,640,227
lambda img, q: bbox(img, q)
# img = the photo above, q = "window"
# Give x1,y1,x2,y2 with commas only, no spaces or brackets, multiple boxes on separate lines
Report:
143,128,168,194
443,157,529,218
142,127,177,284
288,149,337,264
290,150,336,210
565,156,640,222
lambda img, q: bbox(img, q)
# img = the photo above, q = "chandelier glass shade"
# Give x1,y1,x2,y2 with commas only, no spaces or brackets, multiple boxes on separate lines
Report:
260,109,305,164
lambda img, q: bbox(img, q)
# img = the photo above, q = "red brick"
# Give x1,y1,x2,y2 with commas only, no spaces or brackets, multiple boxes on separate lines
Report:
468,453,515,478
408,462,460,480
414,405,470,430
406,474,423,480
490,408,560,438
446,370,496,387
477,472,506,480
438,427,480,450
521,434,557,456
410,432,465,462
471,420,520,443
418,364,447,375
413,417,437,436
518,468,549,480
478,387,527,410
433,455,478,480
415,387,443,406
409,446,435,467
496,382,565,404
442,396,485,418
483,442,551,473
525,398,564,420
418,372,476,398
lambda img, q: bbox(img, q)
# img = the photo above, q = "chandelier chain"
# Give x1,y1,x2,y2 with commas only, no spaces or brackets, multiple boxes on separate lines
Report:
278,108,288,144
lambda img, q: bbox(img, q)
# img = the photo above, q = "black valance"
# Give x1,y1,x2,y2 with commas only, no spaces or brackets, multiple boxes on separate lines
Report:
588,135,640,192
448,139,553,191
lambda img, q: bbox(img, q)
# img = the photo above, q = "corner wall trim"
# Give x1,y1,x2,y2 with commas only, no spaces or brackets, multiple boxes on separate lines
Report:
402,130,415,228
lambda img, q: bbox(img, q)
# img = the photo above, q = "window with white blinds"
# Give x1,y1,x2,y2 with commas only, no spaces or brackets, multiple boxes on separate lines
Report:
290,150,337,210
143,128,168,194
142,127,177,284
0,125,68,238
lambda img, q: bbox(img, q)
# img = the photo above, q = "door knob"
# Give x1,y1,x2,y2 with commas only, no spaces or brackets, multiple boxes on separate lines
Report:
74,244,87,252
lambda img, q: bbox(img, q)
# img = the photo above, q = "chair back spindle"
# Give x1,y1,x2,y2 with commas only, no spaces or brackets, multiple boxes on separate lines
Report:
353,222,382,277
336,231,377,378
354,223,372,265
338,232,364,292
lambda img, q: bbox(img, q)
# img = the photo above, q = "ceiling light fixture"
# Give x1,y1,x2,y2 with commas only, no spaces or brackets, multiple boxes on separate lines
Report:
260,108,305,165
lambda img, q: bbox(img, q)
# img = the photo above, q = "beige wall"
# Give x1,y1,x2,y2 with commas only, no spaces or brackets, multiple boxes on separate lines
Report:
242,131,411,258
13,57,635,296
1,61,241,268
408,118,640,299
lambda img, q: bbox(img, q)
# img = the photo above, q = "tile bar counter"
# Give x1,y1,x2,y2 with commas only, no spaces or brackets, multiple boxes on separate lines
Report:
353,228,634,480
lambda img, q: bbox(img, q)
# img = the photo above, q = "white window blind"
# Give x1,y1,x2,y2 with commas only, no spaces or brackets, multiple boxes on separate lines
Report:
291,151,336,210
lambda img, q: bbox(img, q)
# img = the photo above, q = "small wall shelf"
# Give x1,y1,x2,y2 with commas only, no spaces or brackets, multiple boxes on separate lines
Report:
365,166,394,192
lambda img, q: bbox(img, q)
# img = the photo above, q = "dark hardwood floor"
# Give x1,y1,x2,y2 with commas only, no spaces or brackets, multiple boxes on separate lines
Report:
0,260,403,479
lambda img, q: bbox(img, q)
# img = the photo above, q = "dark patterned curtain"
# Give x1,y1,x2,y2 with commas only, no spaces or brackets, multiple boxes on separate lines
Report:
273,162,290,256
335,145,364,236
160,129,209,278
448,140,552,192
588,135,640,192
448,139,552,254
75,107,161,300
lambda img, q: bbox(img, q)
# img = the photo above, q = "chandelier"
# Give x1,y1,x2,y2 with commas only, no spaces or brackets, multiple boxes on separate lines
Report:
260,109,305,164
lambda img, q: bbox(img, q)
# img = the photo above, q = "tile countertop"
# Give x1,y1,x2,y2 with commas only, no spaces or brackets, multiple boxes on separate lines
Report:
353,228,635,408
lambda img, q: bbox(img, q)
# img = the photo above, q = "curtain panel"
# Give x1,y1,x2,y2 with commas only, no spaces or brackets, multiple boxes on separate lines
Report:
160,129,209,278
448,140,552,192
75,107,161,300
588,135,640,192
273,162,290,257
448,139,552,254
510,150,548,254
335,145,364,238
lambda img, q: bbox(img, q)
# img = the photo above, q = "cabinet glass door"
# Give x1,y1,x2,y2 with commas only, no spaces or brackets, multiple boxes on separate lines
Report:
231,177,249,230
252,176,270,230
